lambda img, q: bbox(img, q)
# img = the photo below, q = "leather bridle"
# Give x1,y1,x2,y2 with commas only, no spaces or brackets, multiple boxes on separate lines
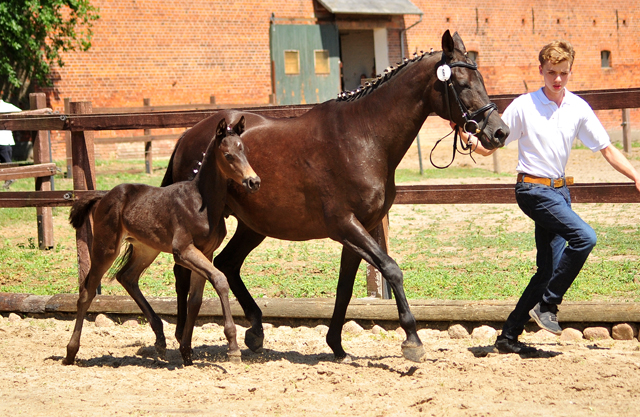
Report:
430,53,498,169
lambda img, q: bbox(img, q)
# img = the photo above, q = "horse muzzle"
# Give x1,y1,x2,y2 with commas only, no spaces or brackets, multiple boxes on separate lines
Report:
243,176,261,194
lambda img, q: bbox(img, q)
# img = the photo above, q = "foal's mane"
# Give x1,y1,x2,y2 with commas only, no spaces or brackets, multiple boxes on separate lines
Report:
336,49,437,103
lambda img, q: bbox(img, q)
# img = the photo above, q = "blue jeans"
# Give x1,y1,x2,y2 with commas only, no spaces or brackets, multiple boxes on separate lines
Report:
501,181,597,339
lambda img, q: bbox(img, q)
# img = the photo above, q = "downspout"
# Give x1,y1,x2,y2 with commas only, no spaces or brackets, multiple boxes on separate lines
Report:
400,14,423,60
400,14,424,174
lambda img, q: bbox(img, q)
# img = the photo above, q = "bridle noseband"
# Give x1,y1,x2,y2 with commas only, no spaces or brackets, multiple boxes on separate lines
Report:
438,53,498,137
430,53,498,169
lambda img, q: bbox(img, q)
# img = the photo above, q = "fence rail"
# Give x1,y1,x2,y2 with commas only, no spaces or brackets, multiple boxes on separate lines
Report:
0,88,638,298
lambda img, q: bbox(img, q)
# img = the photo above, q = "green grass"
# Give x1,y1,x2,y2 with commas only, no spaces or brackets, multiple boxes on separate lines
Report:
1,160,639,302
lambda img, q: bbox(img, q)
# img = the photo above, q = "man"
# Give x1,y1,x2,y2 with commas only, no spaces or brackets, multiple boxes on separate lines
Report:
0,99,52,189
456,40,640,354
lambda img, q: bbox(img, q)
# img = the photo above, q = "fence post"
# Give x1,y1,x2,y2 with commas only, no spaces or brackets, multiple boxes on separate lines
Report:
29,93,54,250
144,98,152,174
64,98,73,179
366,215,392,299
492,149,501,174
622,108,631,154
70,101,96,289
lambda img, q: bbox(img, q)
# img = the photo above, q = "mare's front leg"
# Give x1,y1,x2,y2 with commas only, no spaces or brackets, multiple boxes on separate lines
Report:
332,215,425,363
214,220,266,352
174,244,240,365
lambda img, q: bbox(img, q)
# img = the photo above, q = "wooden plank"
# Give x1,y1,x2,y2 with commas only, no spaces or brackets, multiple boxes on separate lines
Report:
94,133,181,144
394,183,640,205
70,101,97,290
0,163,58,181
1,293,638,323
30,93,55,250
1,183,637,208
0,190,105,208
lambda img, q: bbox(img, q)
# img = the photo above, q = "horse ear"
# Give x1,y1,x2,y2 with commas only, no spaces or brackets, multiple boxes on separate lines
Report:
452,31,467,54
441,30,455,60
215,118,227,139
234,116,246,136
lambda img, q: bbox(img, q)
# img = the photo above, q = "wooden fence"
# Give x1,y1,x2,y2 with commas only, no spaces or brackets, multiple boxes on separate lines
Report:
1,88,639,300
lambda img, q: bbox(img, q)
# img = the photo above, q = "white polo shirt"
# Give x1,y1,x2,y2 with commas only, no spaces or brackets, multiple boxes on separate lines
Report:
0,100,22,146
502,88,610,179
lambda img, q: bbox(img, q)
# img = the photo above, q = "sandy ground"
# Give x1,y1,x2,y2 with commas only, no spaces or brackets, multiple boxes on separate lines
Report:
1,314,639,417
2,118,640,416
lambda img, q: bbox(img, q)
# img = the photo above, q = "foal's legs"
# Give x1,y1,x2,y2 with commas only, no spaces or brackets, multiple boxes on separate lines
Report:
114,244,164,356
63,241,120,365
331,216,424,362
213,220,266,352
174,243,240,365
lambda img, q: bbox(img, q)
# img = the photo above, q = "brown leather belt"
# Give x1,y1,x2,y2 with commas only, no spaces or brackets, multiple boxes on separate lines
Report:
517,173,574,188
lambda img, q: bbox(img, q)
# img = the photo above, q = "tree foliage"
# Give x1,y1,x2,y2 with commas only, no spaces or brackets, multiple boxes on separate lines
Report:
0,0,99,104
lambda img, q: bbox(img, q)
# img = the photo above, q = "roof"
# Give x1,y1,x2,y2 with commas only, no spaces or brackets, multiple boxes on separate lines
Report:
316,0,423,16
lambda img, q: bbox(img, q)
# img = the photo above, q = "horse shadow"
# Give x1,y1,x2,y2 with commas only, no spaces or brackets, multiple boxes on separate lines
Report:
468,344,563,359
45,342,403,370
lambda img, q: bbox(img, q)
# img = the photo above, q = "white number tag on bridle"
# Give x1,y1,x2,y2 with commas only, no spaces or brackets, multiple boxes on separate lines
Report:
437,64,451,82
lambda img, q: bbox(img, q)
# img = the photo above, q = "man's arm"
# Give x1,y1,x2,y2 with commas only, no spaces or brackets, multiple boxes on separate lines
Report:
18,108,53,115
600,144,640,193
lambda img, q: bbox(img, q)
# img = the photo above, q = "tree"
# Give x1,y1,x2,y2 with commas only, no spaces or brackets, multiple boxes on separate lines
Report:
0,0,99,105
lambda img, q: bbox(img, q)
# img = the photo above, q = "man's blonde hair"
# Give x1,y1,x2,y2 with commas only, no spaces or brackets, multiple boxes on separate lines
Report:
538,40,575,67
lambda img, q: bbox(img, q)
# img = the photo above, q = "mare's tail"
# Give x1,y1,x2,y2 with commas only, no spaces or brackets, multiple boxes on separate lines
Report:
69,192,107,230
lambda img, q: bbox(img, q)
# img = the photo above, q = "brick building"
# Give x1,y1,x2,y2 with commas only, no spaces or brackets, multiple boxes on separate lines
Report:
39,0,639,160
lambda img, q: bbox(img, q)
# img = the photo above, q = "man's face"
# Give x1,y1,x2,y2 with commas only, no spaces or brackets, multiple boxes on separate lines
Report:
539,60,571,94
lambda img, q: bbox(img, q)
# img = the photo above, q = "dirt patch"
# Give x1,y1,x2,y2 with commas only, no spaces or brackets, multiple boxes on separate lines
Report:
1,314,639,416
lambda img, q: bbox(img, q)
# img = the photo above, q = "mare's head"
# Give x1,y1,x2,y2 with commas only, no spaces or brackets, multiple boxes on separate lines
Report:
432,30,509,150
213,117,261,193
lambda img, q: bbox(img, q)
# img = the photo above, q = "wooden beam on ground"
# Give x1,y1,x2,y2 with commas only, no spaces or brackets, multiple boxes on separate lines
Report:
2,293,639,324
0,163,57,182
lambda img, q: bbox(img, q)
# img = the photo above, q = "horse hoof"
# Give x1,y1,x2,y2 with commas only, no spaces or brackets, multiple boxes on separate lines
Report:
62,357,74,366
182,357,193,366
401,344,427,363
228,352,242,364
155,344,167,359
244,328,264,353
335,354,352,364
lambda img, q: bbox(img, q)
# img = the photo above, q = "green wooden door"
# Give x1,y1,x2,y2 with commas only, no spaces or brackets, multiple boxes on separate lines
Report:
270,24,341,105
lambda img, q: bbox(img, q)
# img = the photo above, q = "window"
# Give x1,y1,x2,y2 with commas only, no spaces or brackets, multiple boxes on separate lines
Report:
284,50,300,75
467,51,478,64
314,50,330,74
601,50,611,68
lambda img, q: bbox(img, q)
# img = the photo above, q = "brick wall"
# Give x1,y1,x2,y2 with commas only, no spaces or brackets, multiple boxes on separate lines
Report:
40,0,639,159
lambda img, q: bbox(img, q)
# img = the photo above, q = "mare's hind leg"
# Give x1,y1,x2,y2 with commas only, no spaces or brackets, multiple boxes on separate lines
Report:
213,220,266,352
175,244,240,365
63,245,119,365
114,244,165,357
326,247,361,362
331,216,424,363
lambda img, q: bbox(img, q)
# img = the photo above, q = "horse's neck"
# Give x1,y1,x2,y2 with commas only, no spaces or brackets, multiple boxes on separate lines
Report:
344,56,438,169
194,153,227,218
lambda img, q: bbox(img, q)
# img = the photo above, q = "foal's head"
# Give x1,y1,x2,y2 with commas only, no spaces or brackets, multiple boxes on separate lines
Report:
212,117,260,193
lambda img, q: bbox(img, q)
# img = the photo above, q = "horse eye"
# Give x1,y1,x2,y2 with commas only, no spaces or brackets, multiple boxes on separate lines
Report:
224,153,234,161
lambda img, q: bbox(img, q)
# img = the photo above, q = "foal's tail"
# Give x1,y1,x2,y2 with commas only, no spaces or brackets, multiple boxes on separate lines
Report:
69,192,107,230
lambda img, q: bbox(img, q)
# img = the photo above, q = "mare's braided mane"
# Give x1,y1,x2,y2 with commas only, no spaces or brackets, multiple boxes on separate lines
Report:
336,49,436,102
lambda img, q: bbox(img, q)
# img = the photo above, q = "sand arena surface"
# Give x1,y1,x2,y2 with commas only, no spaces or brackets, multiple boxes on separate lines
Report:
1,314,639,416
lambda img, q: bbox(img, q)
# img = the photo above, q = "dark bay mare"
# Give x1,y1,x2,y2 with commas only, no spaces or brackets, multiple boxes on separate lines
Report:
160,31,509,362
63,118,260,366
